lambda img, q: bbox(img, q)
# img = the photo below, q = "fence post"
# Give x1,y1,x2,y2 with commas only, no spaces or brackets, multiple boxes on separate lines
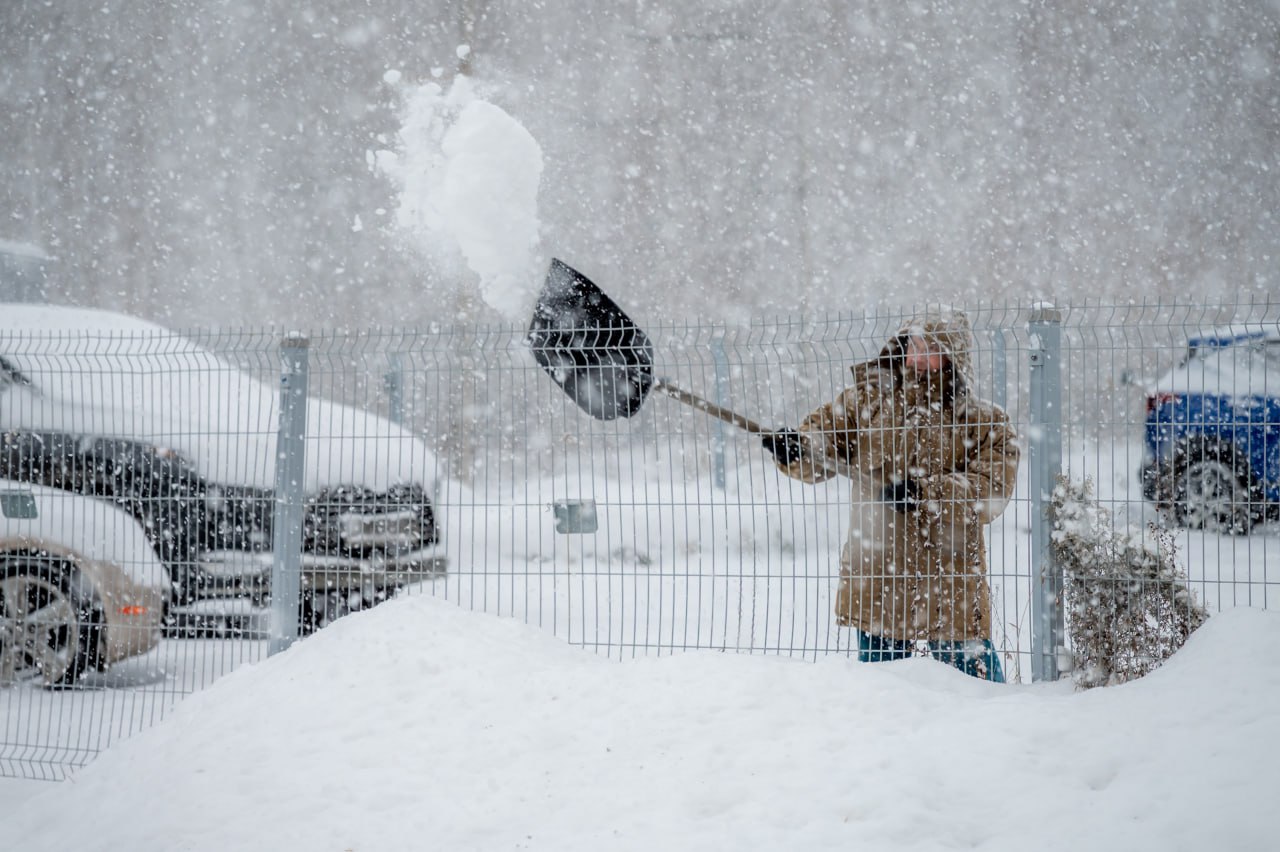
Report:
270,333,310,656
991,329,1008,411
711,334,729,490
1028,307,1064,682
385,352,404,426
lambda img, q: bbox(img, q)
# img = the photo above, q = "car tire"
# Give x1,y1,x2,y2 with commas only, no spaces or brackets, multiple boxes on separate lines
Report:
1170,439,1265,535
298,586,389,634
0,555,103,688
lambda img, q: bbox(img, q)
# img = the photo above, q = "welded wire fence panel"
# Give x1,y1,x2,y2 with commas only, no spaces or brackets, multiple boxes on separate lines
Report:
1049,302,1280,641
1,299,1276,779
0,324,283,780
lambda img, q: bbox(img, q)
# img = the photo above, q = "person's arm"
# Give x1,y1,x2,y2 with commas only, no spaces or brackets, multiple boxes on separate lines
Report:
764,379,879,484
910,405,1020,524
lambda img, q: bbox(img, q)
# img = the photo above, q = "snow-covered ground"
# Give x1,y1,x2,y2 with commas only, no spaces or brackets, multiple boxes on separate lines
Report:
2,436,1278,849
3,592,1277,851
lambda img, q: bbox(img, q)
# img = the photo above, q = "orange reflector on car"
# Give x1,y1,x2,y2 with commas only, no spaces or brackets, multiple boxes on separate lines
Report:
118,606,149,616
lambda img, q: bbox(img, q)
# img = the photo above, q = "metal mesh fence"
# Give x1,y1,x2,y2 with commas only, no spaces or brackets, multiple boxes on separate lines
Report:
1,298,1276,779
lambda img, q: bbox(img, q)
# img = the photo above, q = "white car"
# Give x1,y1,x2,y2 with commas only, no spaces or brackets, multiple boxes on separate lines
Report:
0,305,445,634
0,480,167,686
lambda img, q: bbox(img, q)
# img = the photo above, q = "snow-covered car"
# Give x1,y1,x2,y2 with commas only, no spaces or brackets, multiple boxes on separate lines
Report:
1,480,167,686
0,305,445,634
1140,323,1280,534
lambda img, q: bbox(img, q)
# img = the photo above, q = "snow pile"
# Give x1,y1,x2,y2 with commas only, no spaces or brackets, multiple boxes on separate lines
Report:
376,76,544,320
6,595,1277,851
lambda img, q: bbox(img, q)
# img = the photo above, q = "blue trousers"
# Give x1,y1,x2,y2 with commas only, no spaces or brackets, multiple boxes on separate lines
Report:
857,631,1005,683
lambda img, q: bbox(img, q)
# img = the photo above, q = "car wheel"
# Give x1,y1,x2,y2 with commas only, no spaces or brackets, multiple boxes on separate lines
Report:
1171,440,1264,535
298,586,388,634
0,556,102,688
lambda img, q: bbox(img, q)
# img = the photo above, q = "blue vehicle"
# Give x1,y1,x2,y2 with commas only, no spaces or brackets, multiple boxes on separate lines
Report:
1140,324,1280,535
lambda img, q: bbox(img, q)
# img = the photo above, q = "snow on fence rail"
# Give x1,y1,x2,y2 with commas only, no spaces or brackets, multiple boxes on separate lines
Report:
1,299,1276,779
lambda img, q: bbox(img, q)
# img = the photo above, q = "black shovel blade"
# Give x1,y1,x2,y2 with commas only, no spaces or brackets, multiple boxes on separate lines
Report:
527,258,655,420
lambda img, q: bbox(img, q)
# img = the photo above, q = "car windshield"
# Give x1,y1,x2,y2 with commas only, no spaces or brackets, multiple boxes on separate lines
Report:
0,355,35,392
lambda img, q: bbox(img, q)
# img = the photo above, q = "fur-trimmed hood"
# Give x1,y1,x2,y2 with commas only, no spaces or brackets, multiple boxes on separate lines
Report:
878,309,976,386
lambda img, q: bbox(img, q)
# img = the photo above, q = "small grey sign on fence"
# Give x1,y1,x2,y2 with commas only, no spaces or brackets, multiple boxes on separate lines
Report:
553,500,598,534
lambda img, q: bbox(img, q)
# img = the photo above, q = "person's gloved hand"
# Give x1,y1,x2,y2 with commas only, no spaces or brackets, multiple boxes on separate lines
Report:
762,428,805,466
882,477,920,512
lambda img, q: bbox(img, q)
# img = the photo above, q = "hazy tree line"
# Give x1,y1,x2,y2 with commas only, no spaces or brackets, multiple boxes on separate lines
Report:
1,1,1277,331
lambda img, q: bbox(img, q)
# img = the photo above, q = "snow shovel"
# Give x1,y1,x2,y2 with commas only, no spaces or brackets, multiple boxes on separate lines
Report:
527,258,770,434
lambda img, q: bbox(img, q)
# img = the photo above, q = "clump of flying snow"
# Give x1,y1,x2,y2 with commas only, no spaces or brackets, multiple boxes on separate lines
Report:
376,76,543,320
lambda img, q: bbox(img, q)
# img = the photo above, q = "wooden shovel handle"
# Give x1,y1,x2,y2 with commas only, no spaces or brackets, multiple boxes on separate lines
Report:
652,378,771,435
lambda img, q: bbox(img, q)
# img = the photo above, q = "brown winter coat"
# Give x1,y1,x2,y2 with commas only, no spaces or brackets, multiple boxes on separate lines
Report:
775,311,1020,641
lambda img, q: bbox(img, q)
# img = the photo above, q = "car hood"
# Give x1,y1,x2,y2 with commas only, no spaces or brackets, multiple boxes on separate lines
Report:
0,479,170,590
0,305,438,494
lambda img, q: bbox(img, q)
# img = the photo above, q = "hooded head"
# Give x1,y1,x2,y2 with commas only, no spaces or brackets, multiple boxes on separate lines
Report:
877,308,975,404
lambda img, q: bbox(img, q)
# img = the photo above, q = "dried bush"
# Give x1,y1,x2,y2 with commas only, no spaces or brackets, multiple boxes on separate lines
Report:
1051,476,1208,688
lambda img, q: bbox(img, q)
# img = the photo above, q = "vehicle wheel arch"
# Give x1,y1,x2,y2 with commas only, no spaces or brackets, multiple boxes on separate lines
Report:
1169,435,1265,535
0,549,105,687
